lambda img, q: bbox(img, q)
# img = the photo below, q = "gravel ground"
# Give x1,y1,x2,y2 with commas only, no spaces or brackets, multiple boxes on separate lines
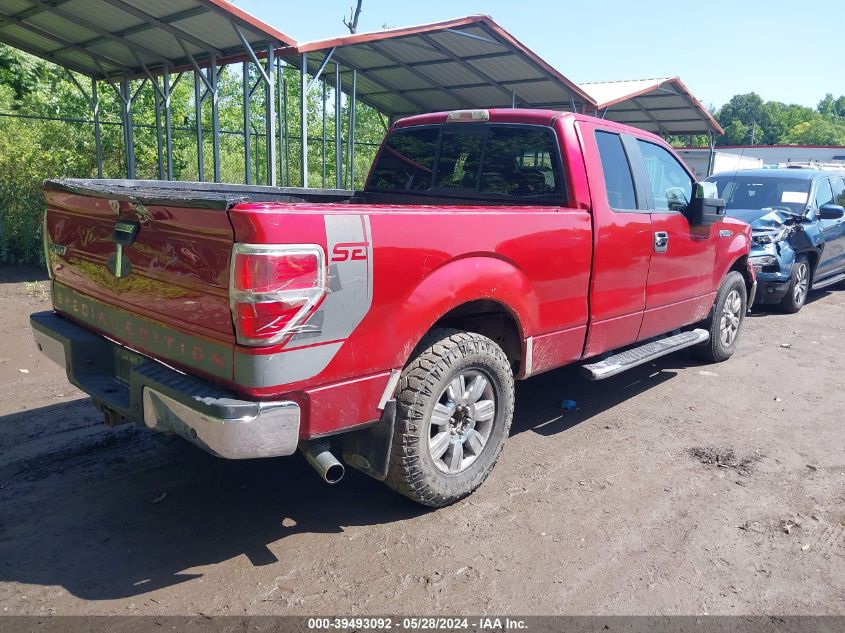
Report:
0,265,843,616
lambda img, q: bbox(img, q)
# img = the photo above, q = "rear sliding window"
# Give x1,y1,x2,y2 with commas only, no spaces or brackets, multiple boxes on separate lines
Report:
367,123,565,202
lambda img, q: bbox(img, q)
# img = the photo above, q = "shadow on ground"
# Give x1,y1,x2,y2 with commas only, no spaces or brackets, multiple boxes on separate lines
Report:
0,352,693,602
0,264,49,284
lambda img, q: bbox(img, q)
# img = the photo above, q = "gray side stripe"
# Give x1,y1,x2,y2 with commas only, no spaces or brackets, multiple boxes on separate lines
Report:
234,342,343,388
289,214,373,346
236,215,374,389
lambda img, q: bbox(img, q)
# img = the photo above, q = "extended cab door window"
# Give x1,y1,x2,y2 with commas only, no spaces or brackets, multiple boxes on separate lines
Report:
637,140,693,213
594,131,638,211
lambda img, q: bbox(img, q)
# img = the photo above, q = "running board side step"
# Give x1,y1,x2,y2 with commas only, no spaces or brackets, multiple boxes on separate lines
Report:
812,272,845,291
581,329,709,381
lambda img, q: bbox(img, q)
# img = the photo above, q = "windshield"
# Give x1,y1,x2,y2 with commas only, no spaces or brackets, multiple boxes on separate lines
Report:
707,175,812,214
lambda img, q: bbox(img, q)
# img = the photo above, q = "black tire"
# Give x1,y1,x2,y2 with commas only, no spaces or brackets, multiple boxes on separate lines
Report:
384,328,515,507
779,254,810,314
695,271,747,363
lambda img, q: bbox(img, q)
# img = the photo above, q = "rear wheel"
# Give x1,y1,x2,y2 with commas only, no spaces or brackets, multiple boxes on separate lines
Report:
779,255,810,313
695,271,747,363
384,329,514,507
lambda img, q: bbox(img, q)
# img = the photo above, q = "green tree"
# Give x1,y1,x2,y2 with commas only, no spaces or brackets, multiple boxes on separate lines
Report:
783,119,845,145
818,93,845,119
714,91,845,147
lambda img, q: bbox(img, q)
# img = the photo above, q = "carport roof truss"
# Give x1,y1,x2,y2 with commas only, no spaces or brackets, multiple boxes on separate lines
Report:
580,77,724,136
291,15,596,118
0,0,295,78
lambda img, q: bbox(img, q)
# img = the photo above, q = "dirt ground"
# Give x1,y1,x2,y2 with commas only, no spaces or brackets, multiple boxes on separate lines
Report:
0,264,843,616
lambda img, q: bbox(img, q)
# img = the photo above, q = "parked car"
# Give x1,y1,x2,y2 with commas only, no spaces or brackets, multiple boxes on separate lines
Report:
31,109,755,507
707,168,845,312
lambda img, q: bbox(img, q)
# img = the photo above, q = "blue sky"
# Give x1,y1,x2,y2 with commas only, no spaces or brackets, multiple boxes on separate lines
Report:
234,0,843,110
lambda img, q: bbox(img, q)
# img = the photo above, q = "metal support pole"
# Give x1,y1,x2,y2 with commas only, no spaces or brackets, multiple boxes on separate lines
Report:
348,69,356,190
283,75,290,186
276,57,284,188
707,130,716,177
243,61,252,185
335,62,342,189
210,57,220,183
163,68,173,180
92,78,102,178
120,76,136,179
254,124,260,179
511,89,516,108
322,80,327,188
266,44,277,186
300,53,308,188
194,69,204,181
154,76,164,179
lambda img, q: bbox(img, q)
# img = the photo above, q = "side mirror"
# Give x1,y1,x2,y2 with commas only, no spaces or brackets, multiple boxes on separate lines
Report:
686,181,726,227
818,203,845,220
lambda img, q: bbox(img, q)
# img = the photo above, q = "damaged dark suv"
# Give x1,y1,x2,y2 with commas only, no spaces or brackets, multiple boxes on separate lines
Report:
707,168,845,312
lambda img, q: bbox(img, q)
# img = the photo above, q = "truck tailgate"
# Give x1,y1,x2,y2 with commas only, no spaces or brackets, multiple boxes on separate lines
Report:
43,180,238,381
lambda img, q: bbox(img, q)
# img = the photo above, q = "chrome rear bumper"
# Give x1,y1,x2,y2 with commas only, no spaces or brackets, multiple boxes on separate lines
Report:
31,311,300,459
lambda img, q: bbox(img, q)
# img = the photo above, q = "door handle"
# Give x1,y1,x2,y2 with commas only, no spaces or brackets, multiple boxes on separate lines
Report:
654,231,669,253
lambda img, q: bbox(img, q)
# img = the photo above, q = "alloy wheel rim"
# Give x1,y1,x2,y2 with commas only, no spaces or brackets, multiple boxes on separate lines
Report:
794,263,809,306
428,369,496,474
719,289,742,346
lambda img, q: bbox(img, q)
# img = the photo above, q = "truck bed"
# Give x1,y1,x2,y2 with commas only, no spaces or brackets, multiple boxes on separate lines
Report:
45,179,550,209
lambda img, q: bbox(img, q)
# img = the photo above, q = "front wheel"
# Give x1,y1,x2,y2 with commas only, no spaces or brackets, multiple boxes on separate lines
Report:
779,254,810,314
384,329,515,507
695,271,747,363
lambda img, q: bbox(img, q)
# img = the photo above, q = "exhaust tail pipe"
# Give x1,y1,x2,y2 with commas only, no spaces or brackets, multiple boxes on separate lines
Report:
300,440,345,484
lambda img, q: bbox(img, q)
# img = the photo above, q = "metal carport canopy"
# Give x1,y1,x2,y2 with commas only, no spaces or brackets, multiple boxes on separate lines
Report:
291,15,596,118
0,0,295,78
579,77,724,136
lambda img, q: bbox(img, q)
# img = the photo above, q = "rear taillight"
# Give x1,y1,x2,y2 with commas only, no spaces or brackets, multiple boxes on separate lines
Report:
230,244,326,346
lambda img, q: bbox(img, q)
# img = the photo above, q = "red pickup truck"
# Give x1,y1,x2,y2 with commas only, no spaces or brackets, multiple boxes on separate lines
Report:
31,108,755,506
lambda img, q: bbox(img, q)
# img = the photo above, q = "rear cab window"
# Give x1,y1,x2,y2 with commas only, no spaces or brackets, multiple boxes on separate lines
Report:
367,127,438,191
367,123,565,204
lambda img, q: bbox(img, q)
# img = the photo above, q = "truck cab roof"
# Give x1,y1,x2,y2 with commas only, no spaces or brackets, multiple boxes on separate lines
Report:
392,108,667,145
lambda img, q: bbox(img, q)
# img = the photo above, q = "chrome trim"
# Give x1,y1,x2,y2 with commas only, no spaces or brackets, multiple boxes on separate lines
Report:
142,388,301,459
377,368,401,410
582,328,709,381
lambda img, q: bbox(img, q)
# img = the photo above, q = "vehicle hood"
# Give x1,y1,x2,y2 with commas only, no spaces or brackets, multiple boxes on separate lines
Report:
728,208,794,231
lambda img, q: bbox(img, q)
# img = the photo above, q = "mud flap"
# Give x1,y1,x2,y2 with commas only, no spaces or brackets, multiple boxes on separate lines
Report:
342,400,396,481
